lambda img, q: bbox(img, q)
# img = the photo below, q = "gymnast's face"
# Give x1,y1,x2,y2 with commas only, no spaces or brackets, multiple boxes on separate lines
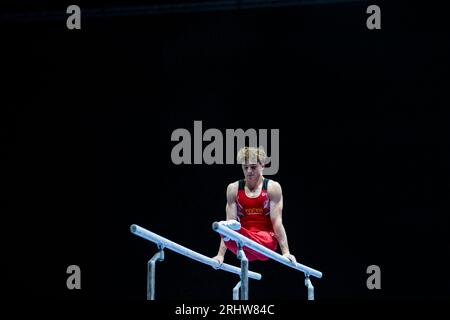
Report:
242,161,264,182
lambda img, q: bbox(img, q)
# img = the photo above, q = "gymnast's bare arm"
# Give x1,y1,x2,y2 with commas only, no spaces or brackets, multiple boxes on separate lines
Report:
269,180,297,264
212,182,238,265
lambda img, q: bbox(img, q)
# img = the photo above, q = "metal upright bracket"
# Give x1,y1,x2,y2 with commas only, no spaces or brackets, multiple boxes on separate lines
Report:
237,243,249,300
305,275,314,301
233,281,241,300
147,246,165,300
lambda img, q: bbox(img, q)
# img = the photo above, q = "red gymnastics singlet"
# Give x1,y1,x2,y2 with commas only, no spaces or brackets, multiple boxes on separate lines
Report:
224,178,278,261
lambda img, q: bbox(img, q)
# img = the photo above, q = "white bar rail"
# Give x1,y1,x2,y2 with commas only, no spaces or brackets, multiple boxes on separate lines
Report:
212,221,322,279
130,224,262,280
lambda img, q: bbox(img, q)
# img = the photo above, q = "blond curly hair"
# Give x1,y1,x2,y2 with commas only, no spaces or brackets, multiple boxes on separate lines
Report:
236,146,267,165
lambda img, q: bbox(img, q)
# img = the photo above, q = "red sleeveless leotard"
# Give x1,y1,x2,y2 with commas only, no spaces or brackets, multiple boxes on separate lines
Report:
224,178,278,261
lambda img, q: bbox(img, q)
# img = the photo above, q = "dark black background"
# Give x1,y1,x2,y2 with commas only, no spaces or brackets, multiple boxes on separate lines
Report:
3,0,449,309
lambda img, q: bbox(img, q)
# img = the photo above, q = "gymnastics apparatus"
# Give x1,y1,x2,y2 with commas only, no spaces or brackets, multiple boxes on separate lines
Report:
130,221,322,300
